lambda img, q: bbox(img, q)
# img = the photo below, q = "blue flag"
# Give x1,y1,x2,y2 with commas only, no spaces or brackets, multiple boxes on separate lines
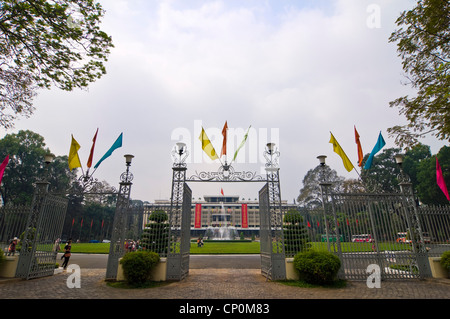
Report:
94,133,123,169
364,132,386,169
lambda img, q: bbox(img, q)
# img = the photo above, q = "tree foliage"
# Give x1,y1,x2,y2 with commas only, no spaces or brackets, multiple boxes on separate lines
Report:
0,130,77,204
388,0,450,148
297,165,344,209
0,0,113,128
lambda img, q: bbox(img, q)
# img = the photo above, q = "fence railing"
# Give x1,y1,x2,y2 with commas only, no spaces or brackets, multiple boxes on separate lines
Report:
292,200,450,280
0,204,31,256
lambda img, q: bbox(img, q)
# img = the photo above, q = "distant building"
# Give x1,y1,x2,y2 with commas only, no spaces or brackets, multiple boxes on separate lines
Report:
144,195,296,238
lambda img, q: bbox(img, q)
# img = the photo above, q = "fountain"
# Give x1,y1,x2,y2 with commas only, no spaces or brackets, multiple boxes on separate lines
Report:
205,202,236,240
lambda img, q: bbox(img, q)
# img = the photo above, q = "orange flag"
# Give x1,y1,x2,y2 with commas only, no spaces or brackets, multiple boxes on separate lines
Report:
221,121,228,157
354,126,363,167
87,128,98,168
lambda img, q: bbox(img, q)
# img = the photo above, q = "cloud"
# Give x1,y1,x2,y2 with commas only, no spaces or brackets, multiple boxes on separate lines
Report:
6,0,445,203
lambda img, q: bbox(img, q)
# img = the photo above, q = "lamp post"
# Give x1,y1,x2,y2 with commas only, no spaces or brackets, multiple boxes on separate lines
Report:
317,155,332,252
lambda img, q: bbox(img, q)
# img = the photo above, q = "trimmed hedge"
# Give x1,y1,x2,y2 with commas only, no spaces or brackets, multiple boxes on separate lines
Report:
293,250,341,285
120,251,160,284
441,251,450,275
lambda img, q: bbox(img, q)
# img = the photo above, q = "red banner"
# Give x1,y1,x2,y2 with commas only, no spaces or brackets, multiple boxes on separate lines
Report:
241,204,248,228
195,204,202,228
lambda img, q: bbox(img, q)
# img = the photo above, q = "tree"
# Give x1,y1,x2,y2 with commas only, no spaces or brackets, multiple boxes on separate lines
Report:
0,0,113,128
415,146,450,205
297,165,344,209
141,210,169,255
361,147,402,193
283,209,310,255
388,0,450,148
0,129,77,204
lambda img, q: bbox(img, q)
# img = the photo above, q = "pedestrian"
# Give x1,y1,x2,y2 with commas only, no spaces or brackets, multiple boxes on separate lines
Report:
7,237,18,256
61,239,72,270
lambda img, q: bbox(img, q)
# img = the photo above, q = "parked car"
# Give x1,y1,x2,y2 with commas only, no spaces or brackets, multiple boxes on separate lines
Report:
102,239,111,243
351,234,374,243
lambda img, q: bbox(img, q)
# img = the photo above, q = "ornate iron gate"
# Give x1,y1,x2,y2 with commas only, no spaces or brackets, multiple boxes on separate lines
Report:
322,189,432,280
259,169,286,280
16,182,68,280
167,141,285,280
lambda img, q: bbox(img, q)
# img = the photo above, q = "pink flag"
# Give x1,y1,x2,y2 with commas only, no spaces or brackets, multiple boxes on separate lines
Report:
0,155,9,185
436,157,450,200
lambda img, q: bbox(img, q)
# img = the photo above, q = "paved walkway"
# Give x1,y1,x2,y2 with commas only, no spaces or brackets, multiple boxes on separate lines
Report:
1,268,449,300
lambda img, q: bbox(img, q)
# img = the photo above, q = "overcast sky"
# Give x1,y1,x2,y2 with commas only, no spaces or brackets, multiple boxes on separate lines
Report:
3,0,447,203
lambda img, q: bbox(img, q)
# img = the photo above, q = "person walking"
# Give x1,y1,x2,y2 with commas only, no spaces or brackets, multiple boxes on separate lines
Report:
61,239,72,270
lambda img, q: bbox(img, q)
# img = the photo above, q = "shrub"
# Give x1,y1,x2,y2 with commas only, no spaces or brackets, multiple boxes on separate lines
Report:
283,209,310,255
120,251,160,284
441,251,450,274
293,250,341,285
141,210,169,255
0,249,5,266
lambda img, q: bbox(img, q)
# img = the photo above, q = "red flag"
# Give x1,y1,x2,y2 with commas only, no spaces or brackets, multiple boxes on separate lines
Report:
221,188,224,196
220,121,228,157
87,128,98,168
0,155,9,185
194,204,202,228
317,221,320,227
436,157,450,200
354,126,363,167
346,218,349,226
72,218,75,226
101,220,104,228
90,219,93,228
307,221,311,228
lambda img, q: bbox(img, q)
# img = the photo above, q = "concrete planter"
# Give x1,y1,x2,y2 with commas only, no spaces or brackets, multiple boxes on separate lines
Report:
429,257,449,279
117,257,167,282
0,256,19,278
285,258,299,281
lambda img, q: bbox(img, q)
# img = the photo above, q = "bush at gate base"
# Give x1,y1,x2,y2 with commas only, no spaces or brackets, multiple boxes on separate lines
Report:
441,251,450,277
119,251,160,284
293,250,341,285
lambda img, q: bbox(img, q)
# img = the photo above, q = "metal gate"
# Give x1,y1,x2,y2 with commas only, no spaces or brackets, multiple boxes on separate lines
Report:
167,182,192,281
16,191,68,280
324,191,431,280
259,176,286,280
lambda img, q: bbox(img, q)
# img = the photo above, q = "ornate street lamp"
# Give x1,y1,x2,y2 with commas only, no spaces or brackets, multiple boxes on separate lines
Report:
264,142,280,171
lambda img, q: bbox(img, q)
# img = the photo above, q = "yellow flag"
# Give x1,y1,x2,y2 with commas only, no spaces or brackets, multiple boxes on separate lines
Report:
68,135,82,171
199,127,219,160
329,132,354,172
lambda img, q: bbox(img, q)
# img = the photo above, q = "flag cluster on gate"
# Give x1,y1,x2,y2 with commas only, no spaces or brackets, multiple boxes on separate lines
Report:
198,121,251,164
68,129,123,174
328,127,387,174
327,127,449,201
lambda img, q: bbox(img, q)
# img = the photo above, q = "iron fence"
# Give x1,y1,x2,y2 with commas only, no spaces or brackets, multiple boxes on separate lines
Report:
0,204,31,256
293,196,450,280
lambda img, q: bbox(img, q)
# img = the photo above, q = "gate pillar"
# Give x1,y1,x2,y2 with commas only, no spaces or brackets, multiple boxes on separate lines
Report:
105,159,134,280
167,143,191,280
259,143,286,280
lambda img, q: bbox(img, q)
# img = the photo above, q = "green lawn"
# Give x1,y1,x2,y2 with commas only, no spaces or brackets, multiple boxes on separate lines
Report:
190,241,260,254
68,241,412,254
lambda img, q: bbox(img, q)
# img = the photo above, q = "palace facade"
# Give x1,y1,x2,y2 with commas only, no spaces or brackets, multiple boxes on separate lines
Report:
143,195,296,238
